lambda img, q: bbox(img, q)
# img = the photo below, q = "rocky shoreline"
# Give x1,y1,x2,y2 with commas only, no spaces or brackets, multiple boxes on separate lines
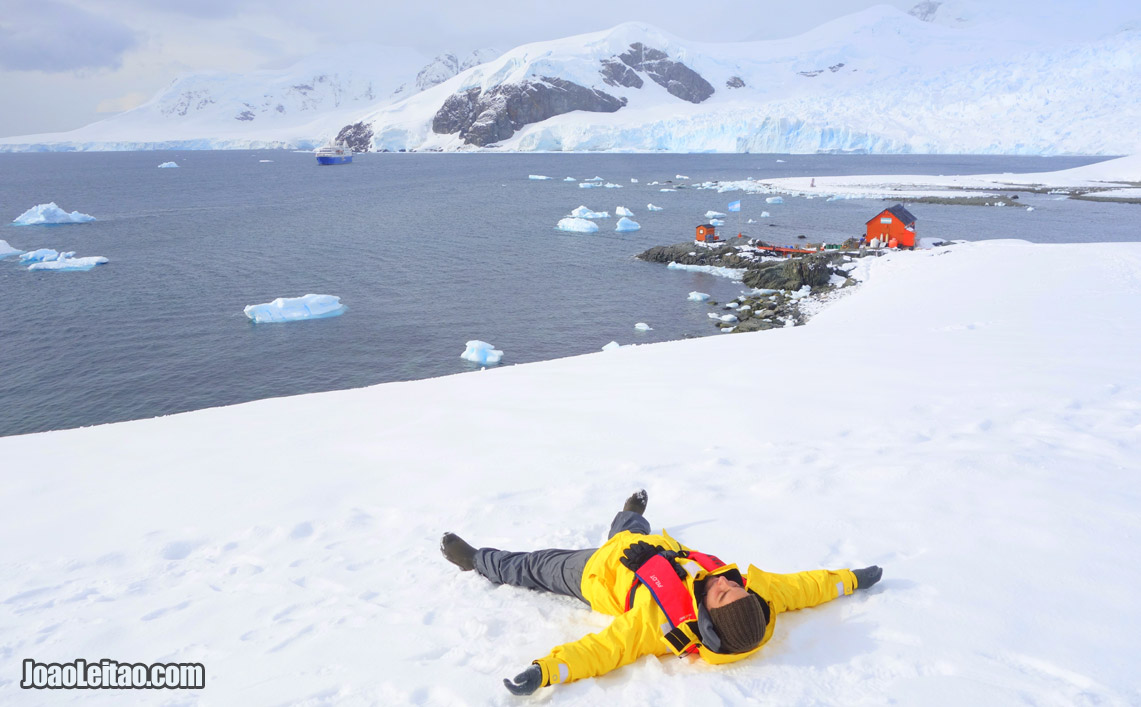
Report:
636,239,862,333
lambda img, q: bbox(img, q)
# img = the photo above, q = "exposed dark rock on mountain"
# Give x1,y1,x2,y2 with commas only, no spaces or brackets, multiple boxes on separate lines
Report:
336,122,374,152
617,43,714,103
726,76,745,88
600,58,644,88
432,78,627,146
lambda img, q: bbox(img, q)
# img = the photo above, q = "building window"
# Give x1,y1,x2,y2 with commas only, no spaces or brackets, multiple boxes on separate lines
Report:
880,217,892,224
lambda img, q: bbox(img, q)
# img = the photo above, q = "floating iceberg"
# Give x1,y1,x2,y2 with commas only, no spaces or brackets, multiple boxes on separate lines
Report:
760,211,771,218
579,183,601,189
585,176,604,182
634,322,652,331
528,174,551,180
705,210,727,219
765,196,784,204
157,161,179,169
461,340,503,365
12,203,96,226
688,291,710,302
0,240,24,259
646,204,663,211
563,177,577,182
601,341,621,351
27,255,108,271
19,248,65,263
557,217,599,233
659,188,674,192
259,159,274,163
710,219,725,226
243,294,346,323
720,314,739,323
630,178,639,183
615,217,641,232
603,183,622,189
1027,206,1035,212
675,174,690,180
570,206,608,219
616,206,634,216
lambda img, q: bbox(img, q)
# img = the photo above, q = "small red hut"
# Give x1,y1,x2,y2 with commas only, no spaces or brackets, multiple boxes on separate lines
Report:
865,204,917,248
695,224,719,243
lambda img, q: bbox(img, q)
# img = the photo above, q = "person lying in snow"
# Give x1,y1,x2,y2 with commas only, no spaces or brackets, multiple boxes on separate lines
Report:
441,489,883,695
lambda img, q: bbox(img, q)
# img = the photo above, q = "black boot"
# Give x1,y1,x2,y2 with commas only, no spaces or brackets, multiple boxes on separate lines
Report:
623,489,648,515
441,532,476,571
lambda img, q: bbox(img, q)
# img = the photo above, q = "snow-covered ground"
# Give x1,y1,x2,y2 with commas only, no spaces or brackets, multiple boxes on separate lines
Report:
725,153,1141,201
1,239,1138,704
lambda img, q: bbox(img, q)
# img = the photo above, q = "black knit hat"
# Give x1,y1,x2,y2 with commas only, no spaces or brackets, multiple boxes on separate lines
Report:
708,594,766,654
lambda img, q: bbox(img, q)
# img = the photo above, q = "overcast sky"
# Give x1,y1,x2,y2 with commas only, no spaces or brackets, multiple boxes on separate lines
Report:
1,0,1134,138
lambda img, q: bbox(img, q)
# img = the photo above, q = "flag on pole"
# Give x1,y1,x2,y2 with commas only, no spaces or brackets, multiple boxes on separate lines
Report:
728,200,741,212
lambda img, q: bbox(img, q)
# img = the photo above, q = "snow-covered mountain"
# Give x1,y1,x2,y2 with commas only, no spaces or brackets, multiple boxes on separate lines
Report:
1,4,1138,155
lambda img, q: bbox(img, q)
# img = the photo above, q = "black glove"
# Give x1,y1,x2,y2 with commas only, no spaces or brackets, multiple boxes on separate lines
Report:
620,541,687,580
503,664,542,696
619,541,665,572
853,566,883,590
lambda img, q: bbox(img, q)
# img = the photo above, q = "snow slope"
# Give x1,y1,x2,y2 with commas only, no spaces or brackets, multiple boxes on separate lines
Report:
2,4,1138,155
1,240,1138,704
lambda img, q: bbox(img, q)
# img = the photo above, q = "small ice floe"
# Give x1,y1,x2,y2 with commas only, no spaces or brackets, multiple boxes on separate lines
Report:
0,239,24,259
776,159,786,162
244,294,346,323
760,211,771,218
579,182,601,189
705,210,727,219
564,177,577,182
585,176,604,182
719,327,735,333
601,341,622,351
557,217,599,233
616,206,634,216
603,183,622,189
747,218,756,224
615,217,641,232
765,196,783,204
19,248,66,263
12,203,96,226
27,254,108,271
157,161,179,168
528,174,552,180
259,159,274,163
1026,206,1035,212
630,178,639,183
570,206,608,219
461,340,503,365
707,313,720,319
709,219,725,226
634,322,652,331
720,314,739,323
646,204,663,211
725,302,739,309
675,174,690,180
659,188,674,192
688,291,710,302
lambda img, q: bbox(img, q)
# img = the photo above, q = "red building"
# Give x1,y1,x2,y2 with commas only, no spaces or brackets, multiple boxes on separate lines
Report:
865,204,917,248
695,224,719,243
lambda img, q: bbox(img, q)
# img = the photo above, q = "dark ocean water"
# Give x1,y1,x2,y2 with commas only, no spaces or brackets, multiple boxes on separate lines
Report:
0,151,1132,437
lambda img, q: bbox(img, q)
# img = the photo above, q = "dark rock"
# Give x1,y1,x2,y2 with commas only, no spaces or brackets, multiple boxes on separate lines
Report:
741,254,842,291
726,76,745,88
617,43,714,103
600,58,644,88
432,78,626,146
336,122,374,153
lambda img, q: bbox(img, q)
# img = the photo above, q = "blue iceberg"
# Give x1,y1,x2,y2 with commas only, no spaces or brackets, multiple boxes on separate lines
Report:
244,294,346,323
615,217,641,232
0,239,24,259
12,203,96,226
557,218,599,233
19,248,69,263
461,340,503,365
27,254,108,271
158,161,179,168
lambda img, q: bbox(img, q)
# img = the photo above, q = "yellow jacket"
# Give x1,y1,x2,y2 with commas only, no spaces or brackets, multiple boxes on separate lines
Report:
533,529,857,686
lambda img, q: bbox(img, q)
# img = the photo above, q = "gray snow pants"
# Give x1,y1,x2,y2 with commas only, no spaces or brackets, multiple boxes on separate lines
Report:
472,510,651,605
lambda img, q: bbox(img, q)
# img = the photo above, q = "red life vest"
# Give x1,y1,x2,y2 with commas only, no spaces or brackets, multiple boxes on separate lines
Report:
624,550,727,655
